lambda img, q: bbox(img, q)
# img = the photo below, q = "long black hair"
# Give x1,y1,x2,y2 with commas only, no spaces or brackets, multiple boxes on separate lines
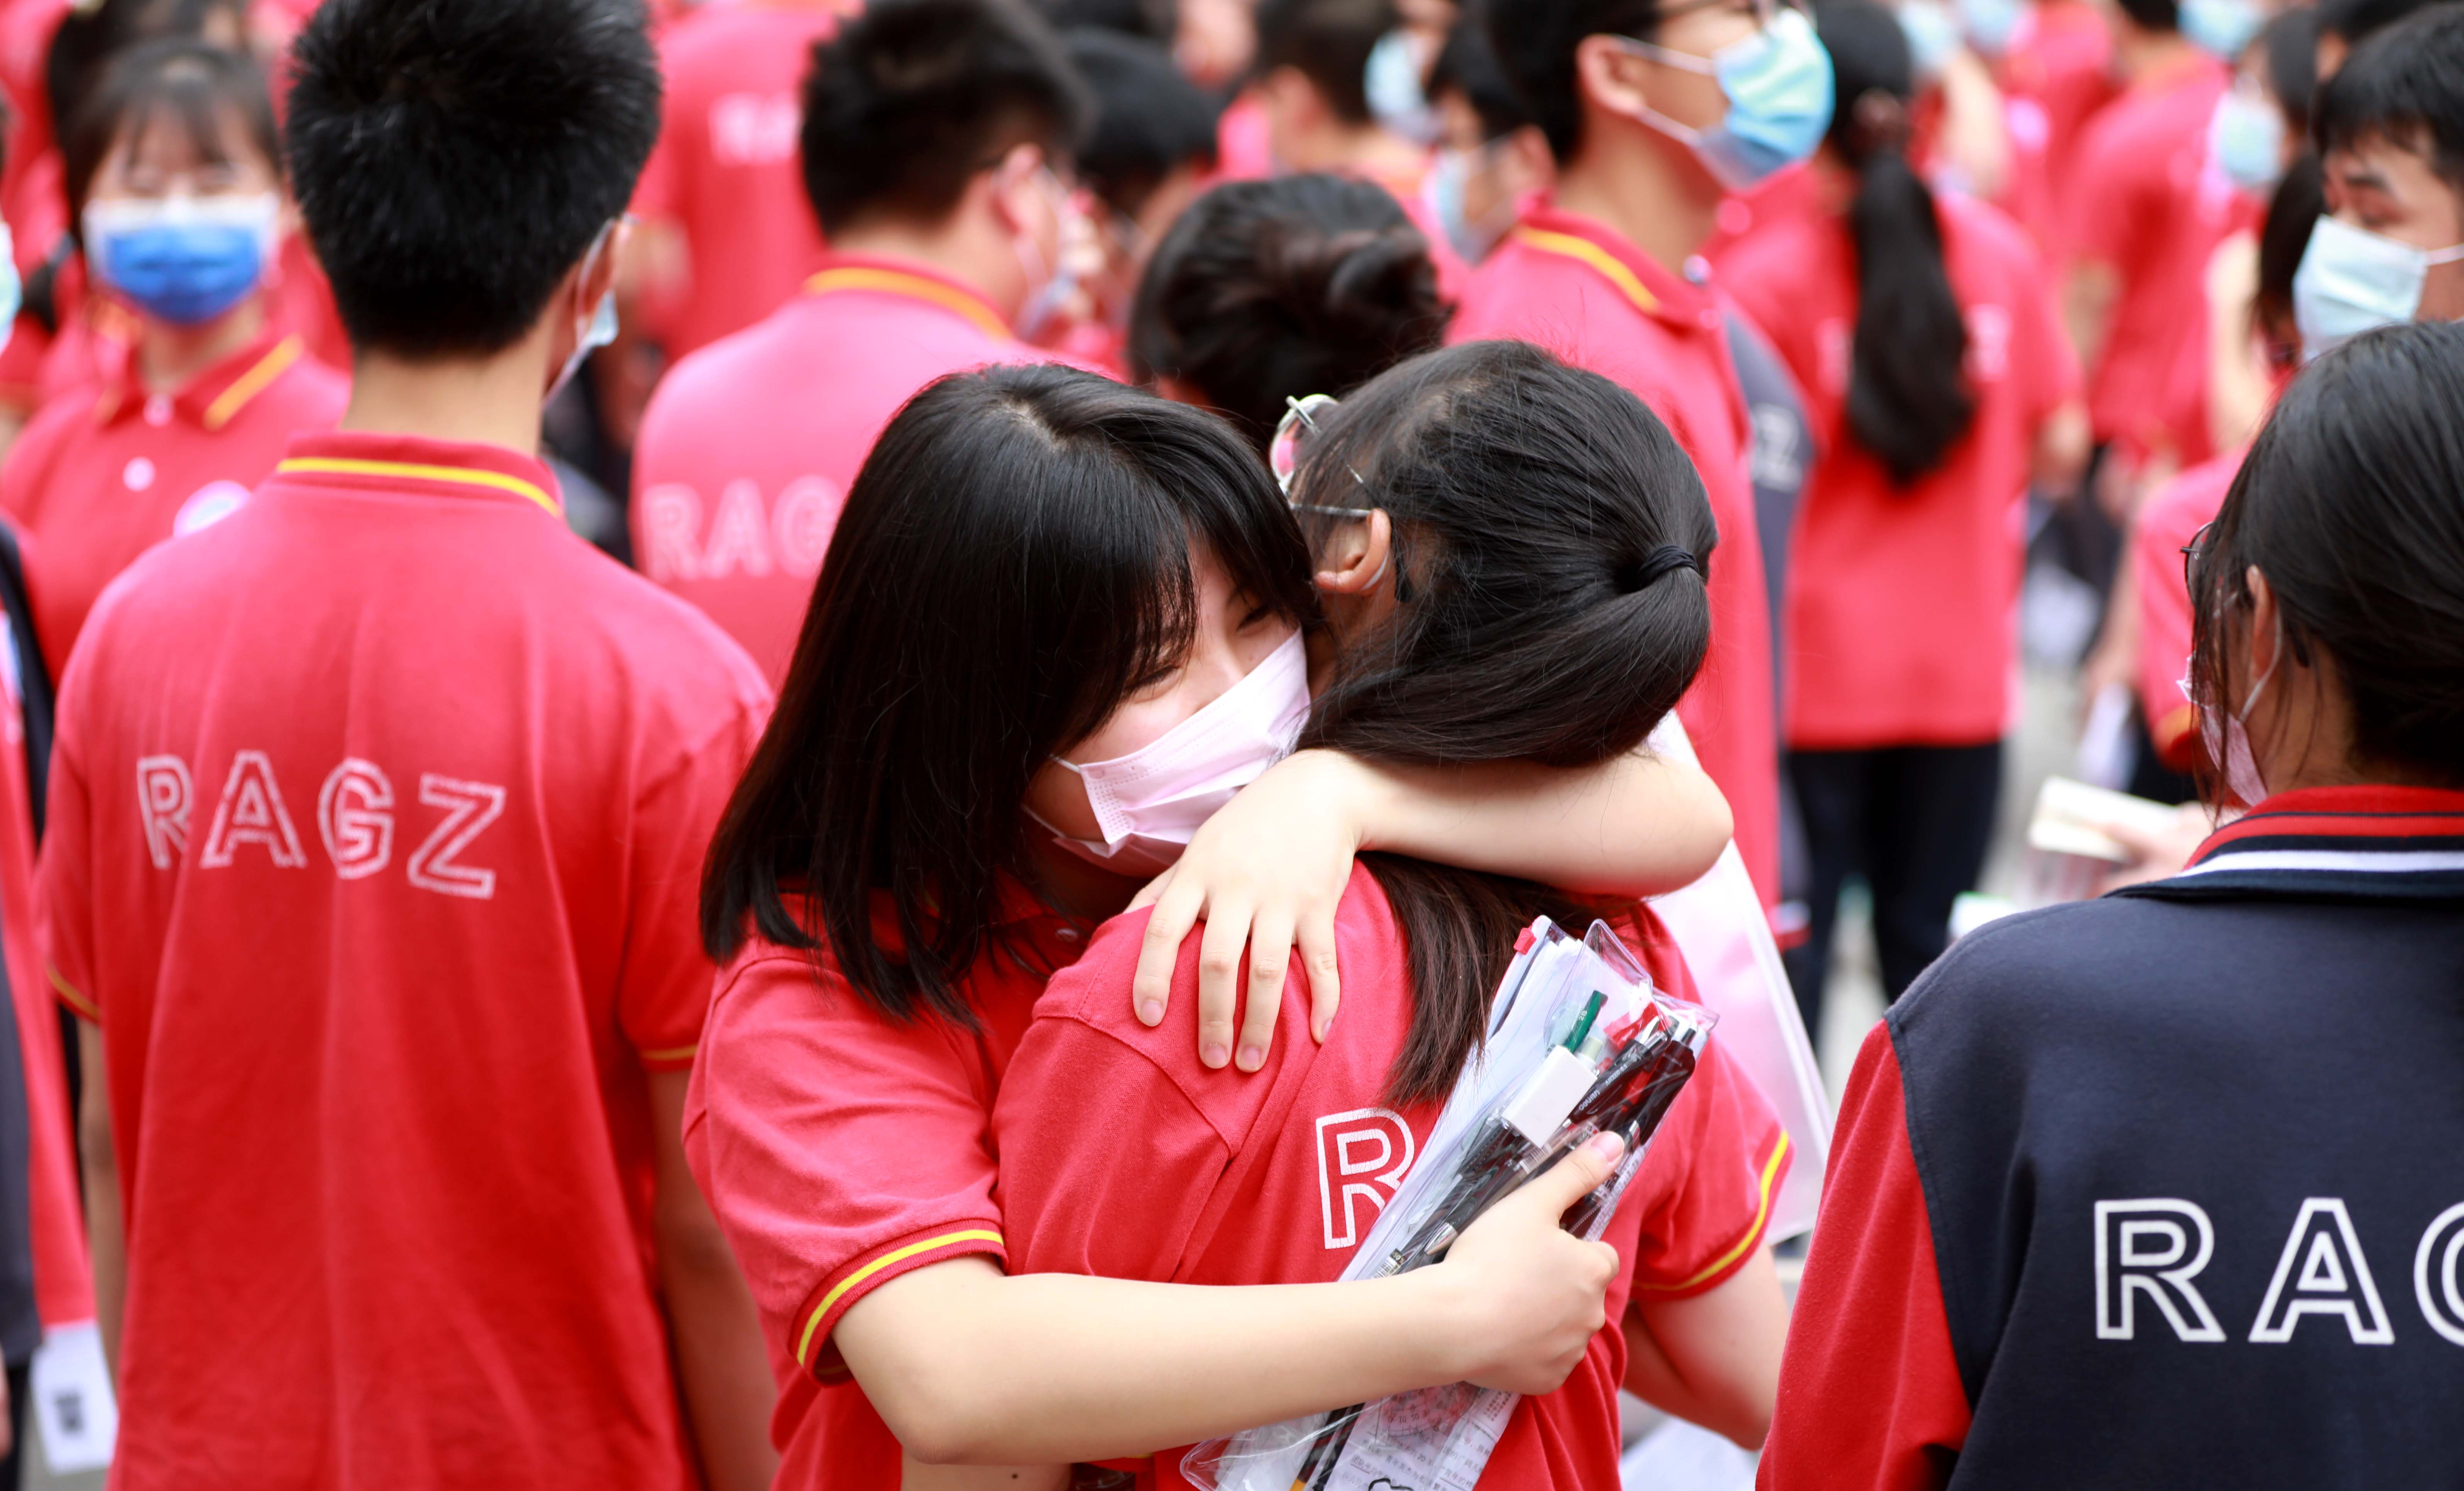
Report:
1817,0,1975,485
1130,173,1448,452
2188,322,2464,794
1292,340,1719,1104
701,365,1317,1024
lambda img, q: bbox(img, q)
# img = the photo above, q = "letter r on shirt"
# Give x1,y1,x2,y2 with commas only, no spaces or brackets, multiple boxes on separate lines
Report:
1316,1108,1415,1251
2095,1199,2226,1342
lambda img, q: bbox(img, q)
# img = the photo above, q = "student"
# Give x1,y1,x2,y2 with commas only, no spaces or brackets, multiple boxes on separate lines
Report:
630,0,1089,685
37,3,777,1487
2058,0,2230,490
1975,0,2112,240
1452,0,1835,915
1765,318,2464,1491
630,0,846,361
689,362,1745,1484
1037,27,1220,377
1130,172,1447,449
1250,0,1469,294
2132,3,2463,788
1721,1,2083,1019
2200,5,2315,455
1424,15,1556,265
995,341,1794,1490
0,39,345,681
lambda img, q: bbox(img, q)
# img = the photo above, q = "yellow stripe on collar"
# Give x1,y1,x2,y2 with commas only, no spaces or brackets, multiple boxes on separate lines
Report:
805,266,1012,340
276,457,560,517
202,337,305,431
1510,227,1662,316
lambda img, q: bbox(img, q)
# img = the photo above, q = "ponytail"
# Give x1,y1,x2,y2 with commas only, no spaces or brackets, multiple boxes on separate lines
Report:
1290,341,1718,1106
1817,0,1975,484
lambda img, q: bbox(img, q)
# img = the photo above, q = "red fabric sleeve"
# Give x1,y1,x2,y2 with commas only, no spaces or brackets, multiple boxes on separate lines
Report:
2132,459,2235,774
2010,229,2083,424
684,952,1011,1382
992,1006,1232,1283
1628,1038,1792,1299
1758,1023,1968,1491
614,698,767,1068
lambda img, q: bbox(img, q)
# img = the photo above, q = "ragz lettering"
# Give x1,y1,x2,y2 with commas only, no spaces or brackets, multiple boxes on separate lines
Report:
138,752,507,900
2096,1195,2457,1347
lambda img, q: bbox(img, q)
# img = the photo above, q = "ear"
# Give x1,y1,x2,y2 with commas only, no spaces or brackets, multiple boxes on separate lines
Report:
2244,566,2281,680
1573,32,1655,125
1502,123,1558,193
1258,66,1325,130
985,142,1045,235
578,218,627,311
1313,509,1394,595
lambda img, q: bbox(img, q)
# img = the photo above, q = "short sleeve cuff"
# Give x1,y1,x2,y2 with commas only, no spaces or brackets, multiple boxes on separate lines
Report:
635,1040,698,1072
1632,1125,1794,1302
794,1220,1009,1383
48,965,98,1023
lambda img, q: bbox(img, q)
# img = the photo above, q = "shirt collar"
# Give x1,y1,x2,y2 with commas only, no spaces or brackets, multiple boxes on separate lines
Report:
2125,785,2464,903
267,431,564,519
804,252,1014,341
1506,203,1725,333
93,325,307,433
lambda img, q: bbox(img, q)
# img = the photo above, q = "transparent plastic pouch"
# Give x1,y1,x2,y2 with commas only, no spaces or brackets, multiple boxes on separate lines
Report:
1183,918,1715,1491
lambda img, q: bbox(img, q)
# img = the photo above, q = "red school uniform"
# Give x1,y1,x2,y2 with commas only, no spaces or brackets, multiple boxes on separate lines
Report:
636,0,841,360
632,253,1062,684
0,327,347,678
1721,191,2078,750
1995,0,2115,219
2130,448,2239,774
1451,206,1781,909
36,431,772,1490
2060,54,2231,468
684,888,1086,1486
994,866,1793,1491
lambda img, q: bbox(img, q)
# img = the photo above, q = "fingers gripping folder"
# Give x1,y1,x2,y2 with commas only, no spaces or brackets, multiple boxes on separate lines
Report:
1184,918,1715,1491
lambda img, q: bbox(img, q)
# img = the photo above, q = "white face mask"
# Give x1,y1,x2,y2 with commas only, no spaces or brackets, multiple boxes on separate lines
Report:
549,220,623,399
2292,214,2464,362
1035,631,1312,877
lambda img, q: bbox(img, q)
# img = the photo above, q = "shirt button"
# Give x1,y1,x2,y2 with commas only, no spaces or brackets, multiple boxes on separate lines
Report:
122,456,157,492
142,396,172,427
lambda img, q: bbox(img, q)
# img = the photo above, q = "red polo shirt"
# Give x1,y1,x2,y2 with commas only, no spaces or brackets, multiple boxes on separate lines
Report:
0,327,347,678
2131,448,2239,774
2061,55,2231,467
1996,0,2116,223
1452,206,1780,907
685,889,1084,1486
633,253,1061,683
995,867,1791,1490
37,431,771,1490
1722,191,2078,748
636,0,840,358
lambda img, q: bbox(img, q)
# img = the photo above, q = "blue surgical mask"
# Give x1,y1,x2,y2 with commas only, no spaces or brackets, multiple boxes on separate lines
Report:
2208,85,2282,194
1899,0,1963,80
2180,0,2261,59
1958,0,2026,56
1617,8,1837,192
550,220,625,399
0,226,18,357
83,191,279,326
1364,29,1444,145
1427,144,1516,263
2293,215,2464,360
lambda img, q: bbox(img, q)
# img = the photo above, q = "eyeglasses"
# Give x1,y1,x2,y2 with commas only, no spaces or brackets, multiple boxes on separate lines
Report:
2180,519,2217,594
1269,394,1374,517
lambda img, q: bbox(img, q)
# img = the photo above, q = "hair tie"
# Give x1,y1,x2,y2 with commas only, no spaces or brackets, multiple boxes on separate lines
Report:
1625,544,1704,592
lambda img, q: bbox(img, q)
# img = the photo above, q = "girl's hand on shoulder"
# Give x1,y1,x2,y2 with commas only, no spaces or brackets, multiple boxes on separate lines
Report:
1129,750,1373,1071
1424,1132,1626,1396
